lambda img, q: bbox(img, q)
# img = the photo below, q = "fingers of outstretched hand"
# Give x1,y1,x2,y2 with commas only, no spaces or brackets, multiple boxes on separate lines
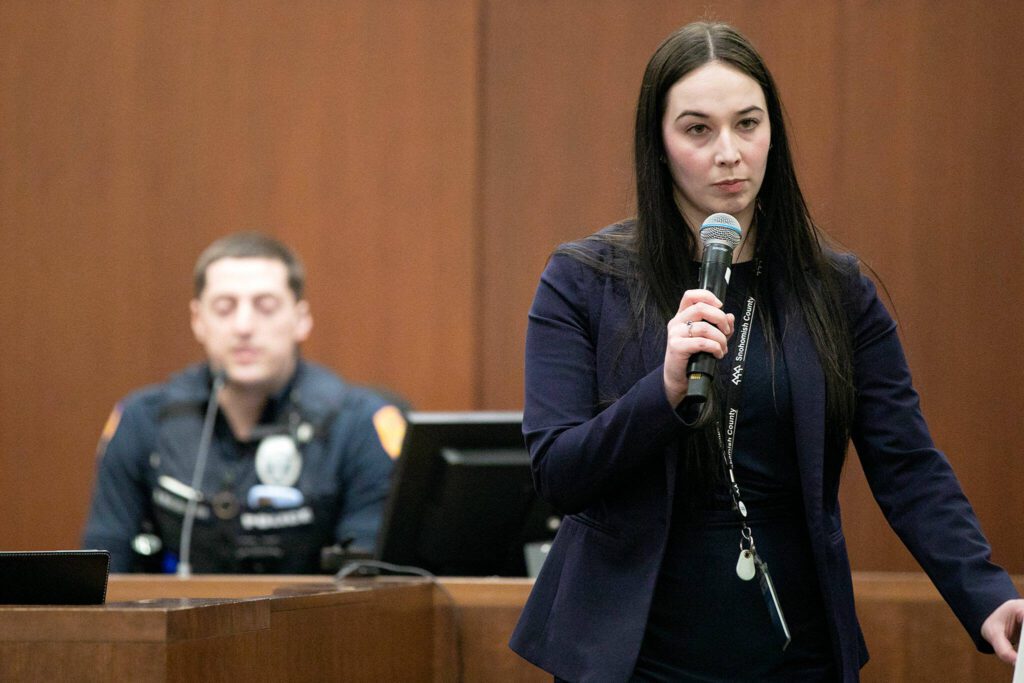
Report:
980,598,1024,665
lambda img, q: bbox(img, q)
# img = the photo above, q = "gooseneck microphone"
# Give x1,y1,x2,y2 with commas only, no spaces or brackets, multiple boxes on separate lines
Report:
683,213,743,405
176,369,226,578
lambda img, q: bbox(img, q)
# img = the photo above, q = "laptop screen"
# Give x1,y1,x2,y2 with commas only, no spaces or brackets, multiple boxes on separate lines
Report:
0,550,110,605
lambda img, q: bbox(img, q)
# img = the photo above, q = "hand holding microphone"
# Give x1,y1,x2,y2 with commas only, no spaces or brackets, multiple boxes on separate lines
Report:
662,213,742,408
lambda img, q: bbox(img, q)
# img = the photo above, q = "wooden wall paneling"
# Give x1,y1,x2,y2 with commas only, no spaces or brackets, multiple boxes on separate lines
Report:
477,1,655,410
0,1,201,552
833,2,1024,573
293,2,482,412
0,0,480,551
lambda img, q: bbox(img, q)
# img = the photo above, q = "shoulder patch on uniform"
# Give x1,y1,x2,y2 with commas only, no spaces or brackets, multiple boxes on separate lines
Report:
372,405,406,459
97,403,124,458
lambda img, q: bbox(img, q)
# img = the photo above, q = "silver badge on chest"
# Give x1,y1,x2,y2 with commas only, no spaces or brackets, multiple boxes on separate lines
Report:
254,434,303,487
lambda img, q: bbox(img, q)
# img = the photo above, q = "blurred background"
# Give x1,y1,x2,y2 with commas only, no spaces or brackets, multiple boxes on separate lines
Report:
2,1,1022,582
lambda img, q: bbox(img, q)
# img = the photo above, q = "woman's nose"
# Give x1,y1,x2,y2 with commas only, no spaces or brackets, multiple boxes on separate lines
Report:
714,132,741,166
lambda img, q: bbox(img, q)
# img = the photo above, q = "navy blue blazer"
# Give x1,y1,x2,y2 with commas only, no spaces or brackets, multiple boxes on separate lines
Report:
510,231,1017,682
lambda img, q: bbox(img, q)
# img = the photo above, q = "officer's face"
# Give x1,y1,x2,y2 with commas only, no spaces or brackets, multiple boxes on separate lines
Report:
190,257,312,393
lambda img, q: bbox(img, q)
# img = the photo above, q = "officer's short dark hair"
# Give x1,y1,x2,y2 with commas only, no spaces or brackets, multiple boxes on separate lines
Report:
193,232,306,300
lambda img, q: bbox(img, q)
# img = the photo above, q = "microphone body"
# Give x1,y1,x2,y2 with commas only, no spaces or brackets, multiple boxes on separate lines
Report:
683,213,742,405
176,369,226,577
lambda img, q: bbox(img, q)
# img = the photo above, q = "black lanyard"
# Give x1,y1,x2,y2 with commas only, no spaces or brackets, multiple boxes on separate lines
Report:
715,260,761,527
709,259,792,650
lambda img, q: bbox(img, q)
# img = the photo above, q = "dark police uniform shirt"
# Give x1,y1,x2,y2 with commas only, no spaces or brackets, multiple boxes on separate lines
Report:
82,360,405,573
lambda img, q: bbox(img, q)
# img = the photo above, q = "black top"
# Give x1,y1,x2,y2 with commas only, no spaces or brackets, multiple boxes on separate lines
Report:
634,261,833,680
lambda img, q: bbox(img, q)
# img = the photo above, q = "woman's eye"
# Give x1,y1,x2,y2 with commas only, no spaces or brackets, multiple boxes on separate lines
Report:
686,123,709,136
738,117,760,130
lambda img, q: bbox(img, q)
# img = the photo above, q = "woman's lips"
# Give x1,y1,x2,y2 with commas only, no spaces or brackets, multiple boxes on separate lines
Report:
714,179,746,193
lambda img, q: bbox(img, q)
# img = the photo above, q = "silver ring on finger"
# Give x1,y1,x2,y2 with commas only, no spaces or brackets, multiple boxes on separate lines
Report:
686,320,695,338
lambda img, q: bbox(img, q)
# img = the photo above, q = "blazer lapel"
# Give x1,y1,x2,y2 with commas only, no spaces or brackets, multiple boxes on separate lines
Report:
772,276,826,538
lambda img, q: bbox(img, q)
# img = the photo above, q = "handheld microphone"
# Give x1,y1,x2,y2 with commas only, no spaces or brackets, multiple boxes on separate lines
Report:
683,213,742,405
176,369,226,578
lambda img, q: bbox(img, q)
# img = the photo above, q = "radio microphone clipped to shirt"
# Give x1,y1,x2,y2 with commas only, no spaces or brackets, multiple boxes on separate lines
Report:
683,212,742,405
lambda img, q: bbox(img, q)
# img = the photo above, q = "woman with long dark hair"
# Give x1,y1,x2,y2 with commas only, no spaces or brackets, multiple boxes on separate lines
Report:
509,21,1023,681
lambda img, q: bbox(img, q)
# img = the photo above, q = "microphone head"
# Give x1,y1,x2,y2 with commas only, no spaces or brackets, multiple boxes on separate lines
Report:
700,213,742,250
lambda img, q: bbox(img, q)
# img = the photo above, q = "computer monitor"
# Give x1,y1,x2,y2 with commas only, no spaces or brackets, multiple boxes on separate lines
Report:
376,411,561,577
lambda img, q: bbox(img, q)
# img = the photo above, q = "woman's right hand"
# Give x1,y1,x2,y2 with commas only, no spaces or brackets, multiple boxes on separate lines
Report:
663,289,735,408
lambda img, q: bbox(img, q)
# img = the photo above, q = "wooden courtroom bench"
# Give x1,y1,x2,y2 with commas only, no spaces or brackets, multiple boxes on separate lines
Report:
0,573,1016,681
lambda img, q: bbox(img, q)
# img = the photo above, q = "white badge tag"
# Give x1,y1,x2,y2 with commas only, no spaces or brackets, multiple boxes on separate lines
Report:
736,548,756,581
255,434,302,487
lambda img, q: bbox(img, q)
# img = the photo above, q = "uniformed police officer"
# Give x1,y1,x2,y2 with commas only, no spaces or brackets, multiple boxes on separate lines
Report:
82,232,406,573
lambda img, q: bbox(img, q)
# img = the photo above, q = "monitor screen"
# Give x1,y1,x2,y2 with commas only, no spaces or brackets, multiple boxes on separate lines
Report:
376,411,561,577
